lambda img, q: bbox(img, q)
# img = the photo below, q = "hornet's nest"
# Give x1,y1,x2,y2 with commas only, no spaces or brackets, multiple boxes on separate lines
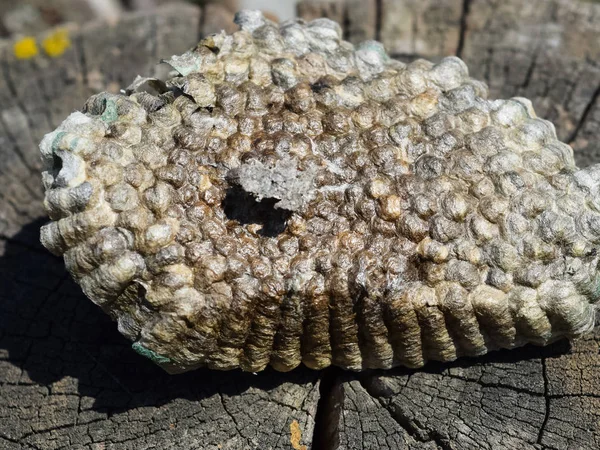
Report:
40,10,600,373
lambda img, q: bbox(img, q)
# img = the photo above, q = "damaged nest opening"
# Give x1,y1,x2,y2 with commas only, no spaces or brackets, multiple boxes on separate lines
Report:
222,185,292,237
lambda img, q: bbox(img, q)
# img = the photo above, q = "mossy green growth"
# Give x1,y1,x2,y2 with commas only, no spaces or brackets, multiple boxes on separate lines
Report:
100,98,118,123
51,131,67,152
132,342,171,365
69,136,80,150
358,41,389,62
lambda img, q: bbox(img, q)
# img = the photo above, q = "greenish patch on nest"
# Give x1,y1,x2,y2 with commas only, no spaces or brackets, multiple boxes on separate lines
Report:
132,342,171,364
359,41,389,61
162,51,203,76
51,131,67,152
100,98,118,123
69,136,80,150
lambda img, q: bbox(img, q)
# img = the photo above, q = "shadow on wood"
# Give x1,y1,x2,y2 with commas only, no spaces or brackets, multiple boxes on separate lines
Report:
0,218,319,406
0,219,319,449
1,218,589,450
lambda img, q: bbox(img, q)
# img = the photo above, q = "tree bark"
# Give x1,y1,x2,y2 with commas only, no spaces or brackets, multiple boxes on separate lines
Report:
1,1,600,449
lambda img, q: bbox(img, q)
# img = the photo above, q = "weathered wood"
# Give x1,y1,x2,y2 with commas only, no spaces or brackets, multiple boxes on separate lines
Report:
320,332,600,449
460,0,600,168
297,0,464,57
379,0,463,58
344,0,377,43
297,0,345,24
201,2,237,36
0,0,238,39
0,1,97,36
2,1,600,449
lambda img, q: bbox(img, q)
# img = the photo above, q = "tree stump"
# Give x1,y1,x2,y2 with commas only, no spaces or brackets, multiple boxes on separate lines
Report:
1,1,599,448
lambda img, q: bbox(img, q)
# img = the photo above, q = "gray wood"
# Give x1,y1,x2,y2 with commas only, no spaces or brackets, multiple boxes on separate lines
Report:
1,1,600,448
459,0,600,168
345,0,377,43
379,0,464,59
297,0,345,24
319,331,600,449
201,3,237,36
0,1,97,36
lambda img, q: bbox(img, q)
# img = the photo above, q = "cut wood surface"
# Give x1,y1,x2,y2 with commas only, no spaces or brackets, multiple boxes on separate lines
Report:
1,1,599,448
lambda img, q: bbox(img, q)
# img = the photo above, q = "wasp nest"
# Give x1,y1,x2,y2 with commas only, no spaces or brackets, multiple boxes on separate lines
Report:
40,10,600,373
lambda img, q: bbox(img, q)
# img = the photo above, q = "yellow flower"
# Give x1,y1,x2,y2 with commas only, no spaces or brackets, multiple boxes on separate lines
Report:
13,37,38,59
42,29,71,58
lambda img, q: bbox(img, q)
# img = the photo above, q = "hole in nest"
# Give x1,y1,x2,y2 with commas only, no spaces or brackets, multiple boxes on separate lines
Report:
49,153,63,188
222,186,292,237
134,283,157,312
52,153,63,174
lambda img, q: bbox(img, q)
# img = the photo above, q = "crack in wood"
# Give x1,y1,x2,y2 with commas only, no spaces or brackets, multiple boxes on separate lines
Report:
198,4,207,43
375,0,383,43
456,0,472,59
150,15,158,74
311,367,342,450
359,376,453,450
341,3,350,42
568,80,600,145
75,33,89,89
520,48,540,91
537,357,550,446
